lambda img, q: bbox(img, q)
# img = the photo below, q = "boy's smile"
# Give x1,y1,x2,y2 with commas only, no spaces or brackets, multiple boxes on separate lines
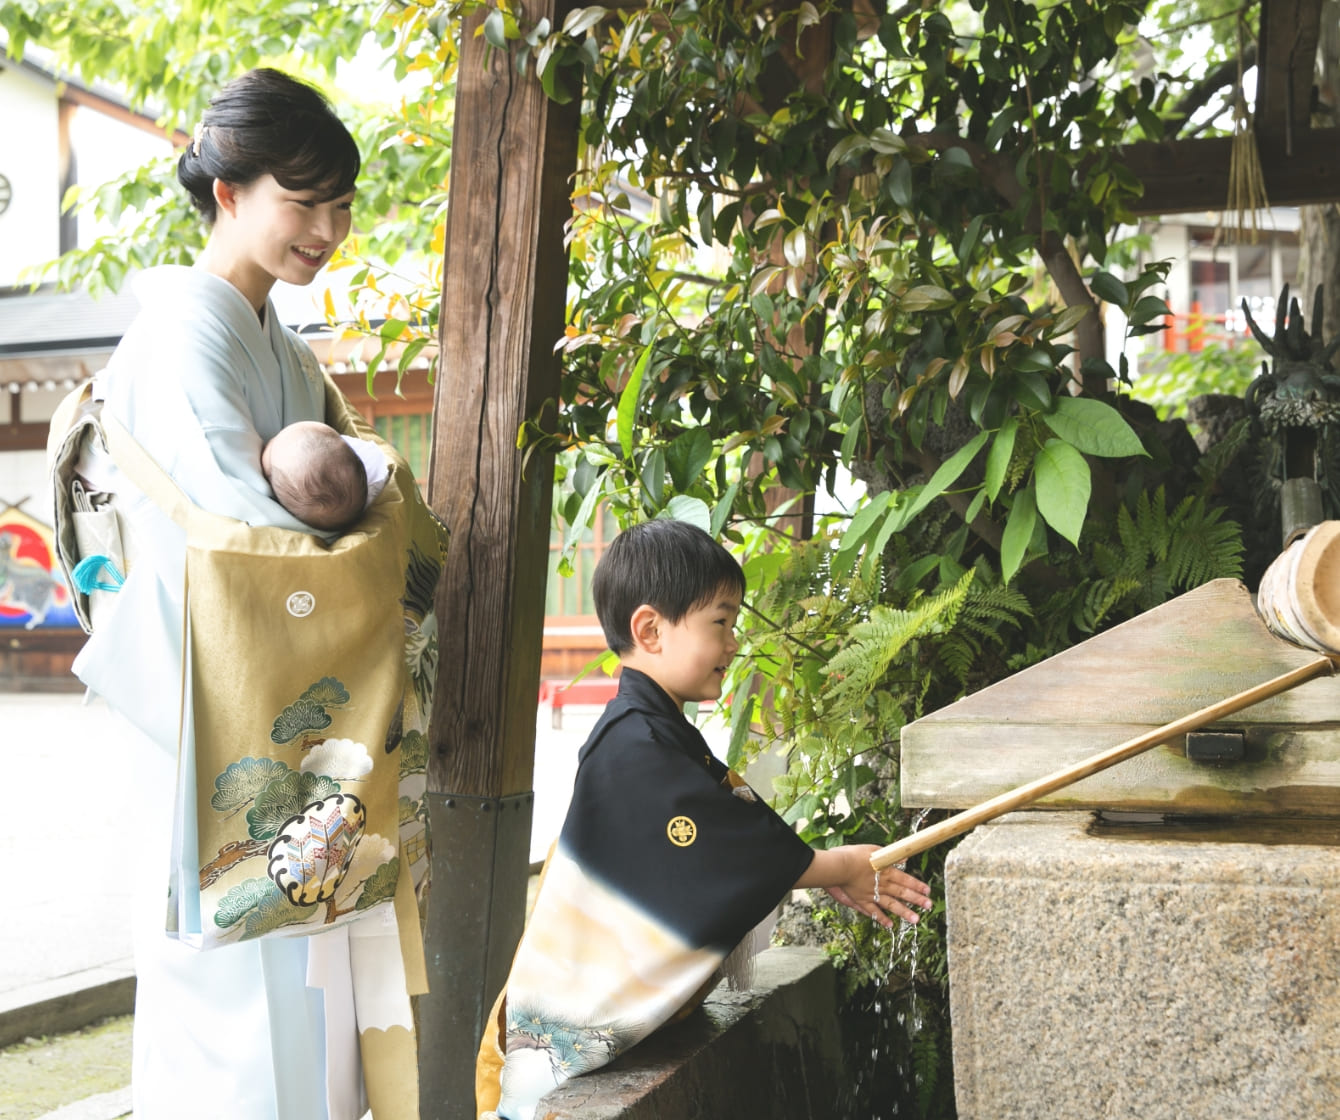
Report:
629,588,742,710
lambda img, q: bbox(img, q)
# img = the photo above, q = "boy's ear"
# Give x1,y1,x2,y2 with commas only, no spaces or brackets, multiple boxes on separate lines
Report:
628,604,663,655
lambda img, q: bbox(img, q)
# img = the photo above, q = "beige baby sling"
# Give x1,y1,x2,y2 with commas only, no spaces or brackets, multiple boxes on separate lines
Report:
48,376,446,966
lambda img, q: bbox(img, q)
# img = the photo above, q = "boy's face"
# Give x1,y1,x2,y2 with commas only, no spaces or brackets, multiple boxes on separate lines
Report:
648,586,742,709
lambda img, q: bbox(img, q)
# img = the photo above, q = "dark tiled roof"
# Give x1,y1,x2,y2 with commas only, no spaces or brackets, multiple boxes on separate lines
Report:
0,285,141,355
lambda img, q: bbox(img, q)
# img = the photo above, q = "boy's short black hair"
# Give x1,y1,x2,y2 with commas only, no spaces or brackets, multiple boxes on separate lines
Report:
593,519,746,655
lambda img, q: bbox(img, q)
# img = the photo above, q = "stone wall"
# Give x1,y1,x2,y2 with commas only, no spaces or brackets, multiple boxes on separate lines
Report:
535,946,849,1119
947,811,1340,1119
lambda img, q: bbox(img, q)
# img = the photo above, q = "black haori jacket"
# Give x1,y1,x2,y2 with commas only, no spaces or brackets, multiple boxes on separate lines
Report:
476,667,814,1120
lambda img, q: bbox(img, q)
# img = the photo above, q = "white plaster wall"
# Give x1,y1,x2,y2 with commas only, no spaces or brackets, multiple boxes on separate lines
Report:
1148,220,1191,312
68,104,173,246
0,67,61,284
0,449,51,523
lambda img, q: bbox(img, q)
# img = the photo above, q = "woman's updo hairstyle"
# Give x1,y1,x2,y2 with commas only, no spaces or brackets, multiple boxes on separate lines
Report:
177,68,360,224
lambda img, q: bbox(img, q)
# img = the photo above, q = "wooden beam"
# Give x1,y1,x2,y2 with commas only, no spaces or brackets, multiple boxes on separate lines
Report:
1256,0,1324,151
420,1,579,1114
1119,127,1340,215
56,84,190,147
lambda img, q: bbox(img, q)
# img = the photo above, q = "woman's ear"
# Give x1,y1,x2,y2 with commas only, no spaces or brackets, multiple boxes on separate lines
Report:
629,604,663,655
212,179,239,219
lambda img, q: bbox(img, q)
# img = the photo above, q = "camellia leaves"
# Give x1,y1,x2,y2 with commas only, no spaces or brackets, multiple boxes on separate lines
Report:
1042,396,1147,458
957,214,985,261
562,5,608,37
888,156,914,205
1000,484,1037,583
984,417,1017,502
835,490,893,571
1089,270,1129,307
1012,370,1052,411
900,285,955,312
616,343,654,460
664,495,712,532
563,474,604,553
666,426,715,492
710,480,741,537
1051,304,1092,335
483,8,508,49
1034,439,1091,546
827,133,871,169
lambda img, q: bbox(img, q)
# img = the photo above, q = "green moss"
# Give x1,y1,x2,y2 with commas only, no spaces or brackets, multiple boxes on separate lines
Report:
0,1015,132,1119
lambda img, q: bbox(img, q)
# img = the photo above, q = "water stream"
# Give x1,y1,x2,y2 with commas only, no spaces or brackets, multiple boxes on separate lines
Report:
885,807,932,987
834,807,955,1119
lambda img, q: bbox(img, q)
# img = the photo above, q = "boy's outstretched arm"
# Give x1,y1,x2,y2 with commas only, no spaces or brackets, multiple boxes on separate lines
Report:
794,845,933,929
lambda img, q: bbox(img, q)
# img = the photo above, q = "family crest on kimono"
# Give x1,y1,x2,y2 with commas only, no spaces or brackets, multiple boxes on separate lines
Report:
476,519,934,1120
47,68,444,1120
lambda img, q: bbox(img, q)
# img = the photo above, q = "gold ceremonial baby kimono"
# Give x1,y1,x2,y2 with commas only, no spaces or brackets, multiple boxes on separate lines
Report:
52,267,445,1120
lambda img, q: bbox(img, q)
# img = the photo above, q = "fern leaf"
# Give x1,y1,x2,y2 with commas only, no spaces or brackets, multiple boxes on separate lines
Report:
1194,416,1252,494
1166,498,1244,586
826,572,975,705
913,1025,942,1116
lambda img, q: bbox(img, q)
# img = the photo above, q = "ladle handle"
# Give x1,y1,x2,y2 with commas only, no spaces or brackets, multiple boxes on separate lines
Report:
870,654,1336,871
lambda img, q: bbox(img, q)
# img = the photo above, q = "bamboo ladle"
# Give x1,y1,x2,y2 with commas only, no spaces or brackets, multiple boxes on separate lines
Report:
869,653,1337,872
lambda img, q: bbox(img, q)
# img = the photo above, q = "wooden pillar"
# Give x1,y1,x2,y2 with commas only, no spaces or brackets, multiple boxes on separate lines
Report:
420,3,579,1114
1256,0,1324,152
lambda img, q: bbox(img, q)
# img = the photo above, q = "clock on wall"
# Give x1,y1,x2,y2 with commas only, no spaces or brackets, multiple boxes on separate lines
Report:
0,174,10,215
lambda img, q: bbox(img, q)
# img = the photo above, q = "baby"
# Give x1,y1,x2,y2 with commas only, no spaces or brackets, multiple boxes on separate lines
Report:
261,420,388,532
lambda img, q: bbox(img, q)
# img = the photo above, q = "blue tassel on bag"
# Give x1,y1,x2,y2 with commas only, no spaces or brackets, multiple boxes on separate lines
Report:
72,554,125,594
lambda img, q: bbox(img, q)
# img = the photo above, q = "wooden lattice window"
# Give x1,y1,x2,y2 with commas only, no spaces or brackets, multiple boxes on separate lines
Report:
372,412,432,486
546,504,618,622
338,368,434,496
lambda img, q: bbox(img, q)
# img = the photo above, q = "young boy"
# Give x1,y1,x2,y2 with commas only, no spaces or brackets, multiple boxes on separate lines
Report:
476,518,933,1119
260,419,388,531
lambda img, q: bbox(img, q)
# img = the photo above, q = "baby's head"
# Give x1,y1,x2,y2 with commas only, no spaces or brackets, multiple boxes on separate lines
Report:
261,421,368,531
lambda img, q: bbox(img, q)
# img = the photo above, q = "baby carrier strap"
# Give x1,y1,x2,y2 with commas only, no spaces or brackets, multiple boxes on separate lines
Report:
99,411,235,538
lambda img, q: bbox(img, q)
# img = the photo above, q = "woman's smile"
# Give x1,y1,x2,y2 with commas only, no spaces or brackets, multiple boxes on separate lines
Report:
292,244,327,268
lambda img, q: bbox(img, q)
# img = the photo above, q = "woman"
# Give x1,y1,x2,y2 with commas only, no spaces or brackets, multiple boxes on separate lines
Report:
66,69,440,1119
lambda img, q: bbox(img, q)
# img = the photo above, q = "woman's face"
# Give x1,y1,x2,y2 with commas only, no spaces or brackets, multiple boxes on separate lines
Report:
207,173,354,310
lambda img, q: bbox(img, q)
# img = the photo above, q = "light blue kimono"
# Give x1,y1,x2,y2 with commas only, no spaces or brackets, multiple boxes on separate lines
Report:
75,266,364,1120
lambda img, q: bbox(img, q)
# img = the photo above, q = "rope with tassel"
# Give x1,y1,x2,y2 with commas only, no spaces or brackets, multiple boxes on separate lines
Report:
1219,12,1269,246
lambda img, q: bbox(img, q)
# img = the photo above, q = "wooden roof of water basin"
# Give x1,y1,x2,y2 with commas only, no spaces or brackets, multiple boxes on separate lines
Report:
900,579,1340,818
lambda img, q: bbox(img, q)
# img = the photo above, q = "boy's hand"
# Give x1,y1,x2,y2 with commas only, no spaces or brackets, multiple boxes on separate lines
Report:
797,844,933,929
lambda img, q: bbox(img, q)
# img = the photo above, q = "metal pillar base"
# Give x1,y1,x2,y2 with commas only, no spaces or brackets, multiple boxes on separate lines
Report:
418,790,534,1120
